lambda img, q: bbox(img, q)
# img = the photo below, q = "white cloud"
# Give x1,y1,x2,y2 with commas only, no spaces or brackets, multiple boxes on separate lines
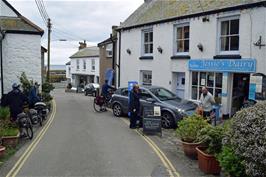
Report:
8,0,143,64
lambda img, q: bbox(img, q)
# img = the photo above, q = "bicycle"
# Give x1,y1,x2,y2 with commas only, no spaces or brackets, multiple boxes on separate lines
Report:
93,91,114,113
17,112,33,140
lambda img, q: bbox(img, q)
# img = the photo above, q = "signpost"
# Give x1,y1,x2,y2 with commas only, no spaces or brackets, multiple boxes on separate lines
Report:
142,106,162,137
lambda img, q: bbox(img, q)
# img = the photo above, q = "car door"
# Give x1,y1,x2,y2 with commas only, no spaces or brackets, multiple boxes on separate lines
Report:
119,88,129,113
139,88,154,115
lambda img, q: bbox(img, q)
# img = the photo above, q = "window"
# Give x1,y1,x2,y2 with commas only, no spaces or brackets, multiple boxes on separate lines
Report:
91,59,95,71
121,88,129,96
106,44,113,58
140,89,153,100
83,60,86,70
150,88,178,101
175,25,190,53
76,60,80,70
141,70,152,86
220,18,239,52
191,72,223,104
142,29,153,55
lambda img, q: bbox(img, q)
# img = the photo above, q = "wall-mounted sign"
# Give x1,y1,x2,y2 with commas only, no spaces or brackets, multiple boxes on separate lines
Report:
189,59,256,73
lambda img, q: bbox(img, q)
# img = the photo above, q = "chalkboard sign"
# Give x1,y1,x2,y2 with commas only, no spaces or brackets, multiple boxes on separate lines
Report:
142,106,162,137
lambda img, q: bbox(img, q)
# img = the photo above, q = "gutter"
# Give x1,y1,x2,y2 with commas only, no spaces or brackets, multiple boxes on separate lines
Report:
110,34,115,72
118,31,121,88
117,1,266,31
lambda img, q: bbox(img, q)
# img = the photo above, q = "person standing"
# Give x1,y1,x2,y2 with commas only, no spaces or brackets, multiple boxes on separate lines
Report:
129,84,141,129
28,82,41,108
199,87,215,118
2,83,28,122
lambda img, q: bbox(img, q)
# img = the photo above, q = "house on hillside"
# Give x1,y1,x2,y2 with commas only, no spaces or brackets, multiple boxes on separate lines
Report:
117,0,266,118
0,0,44,95
97,26,118,87
69,42,99,88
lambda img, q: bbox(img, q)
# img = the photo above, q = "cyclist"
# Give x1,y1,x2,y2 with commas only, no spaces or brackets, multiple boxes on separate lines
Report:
101,80,115,101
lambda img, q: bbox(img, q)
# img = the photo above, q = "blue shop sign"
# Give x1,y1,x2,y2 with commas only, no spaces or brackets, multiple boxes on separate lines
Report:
189,59,256,73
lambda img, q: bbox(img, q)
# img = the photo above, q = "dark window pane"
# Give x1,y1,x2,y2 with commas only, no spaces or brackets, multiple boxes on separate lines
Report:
150,44,153,53
192,86,198,100
184,26,189,38
144,33,149,42
230,19,239,35
230,36,239,50
207,72,214,87
221,21,229,35
200,72,206,86
207,88,214,95
149,32,153,42
215,89,222,104
216,73,223,88
184,40,189,52
177,27,183,40
144,44,149,53
192,72,198,85
177,40,184,52
221,37,229,51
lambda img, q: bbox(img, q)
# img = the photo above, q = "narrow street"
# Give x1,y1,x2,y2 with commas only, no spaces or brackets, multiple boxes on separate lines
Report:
11,89,165,176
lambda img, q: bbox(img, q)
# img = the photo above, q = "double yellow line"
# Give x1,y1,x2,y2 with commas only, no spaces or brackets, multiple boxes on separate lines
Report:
121,118,180,177
6,100,57,177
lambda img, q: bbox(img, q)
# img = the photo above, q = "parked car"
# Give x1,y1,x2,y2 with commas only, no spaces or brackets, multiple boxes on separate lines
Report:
111,86,197,128
84,83,100,96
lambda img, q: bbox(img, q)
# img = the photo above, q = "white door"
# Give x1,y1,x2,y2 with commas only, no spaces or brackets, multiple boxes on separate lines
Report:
175,72,185,99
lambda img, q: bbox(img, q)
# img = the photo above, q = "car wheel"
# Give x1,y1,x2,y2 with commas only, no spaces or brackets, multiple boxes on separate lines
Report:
84,91,88,96
113,103,122,117
161,112,175,129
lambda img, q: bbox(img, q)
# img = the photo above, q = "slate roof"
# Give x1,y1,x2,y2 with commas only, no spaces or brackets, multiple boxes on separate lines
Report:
119,0,266,30
70,46,99,59
0,0,44,35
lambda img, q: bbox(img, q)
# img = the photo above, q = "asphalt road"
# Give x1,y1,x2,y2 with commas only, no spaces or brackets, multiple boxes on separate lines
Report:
14,89,164,176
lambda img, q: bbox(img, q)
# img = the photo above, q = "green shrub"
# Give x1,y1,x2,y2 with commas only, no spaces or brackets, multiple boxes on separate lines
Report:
0,107,10,121
197,125,224,155
41,82,54,103
0,127,19,137
217,146,248,177
229,101,266,177
176,114,209,143
19,72,33,95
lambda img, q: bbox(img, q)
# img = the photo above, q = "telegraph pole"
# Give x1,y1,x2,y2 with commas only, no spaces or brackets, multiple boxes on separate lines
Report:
47,18,51,82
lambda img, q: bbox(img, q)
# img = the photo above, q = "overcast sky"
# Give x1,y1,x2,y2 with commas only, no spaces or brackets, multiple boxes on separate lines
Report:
8,0,143,65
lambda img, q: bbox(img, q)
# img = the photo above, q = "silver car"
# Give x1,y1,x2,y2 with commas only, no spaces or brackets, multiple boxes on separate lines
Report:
111,86,197,128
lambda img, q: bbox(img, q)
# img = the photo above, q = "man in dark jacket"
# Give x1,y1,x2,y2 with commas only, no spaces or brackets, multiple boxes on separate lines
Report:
2,83,28,121
129,84,141,129
101,80,115,100
28,82,40,108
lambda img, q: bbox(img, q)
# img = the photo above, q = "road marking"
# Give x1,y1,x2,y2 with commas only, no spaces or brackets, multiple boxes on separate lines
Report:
6,100,57,177
120,118,180,177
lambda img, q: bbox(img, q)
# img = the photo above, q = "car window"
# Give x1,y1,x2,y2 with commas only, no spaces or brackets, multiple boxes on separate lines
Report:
140,89,153,100
150,88,178,101
121,88,129,96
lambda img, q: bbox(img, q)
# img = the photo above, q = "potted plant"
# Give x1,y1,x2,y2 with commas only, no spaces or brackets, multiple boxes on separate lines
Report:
176,114,209,159
0,107,19,148
196,125,224,175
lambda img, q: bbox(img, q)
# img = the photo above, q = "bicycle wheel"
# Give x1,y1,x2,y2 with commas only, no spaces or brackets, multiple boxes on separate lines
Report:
93,98,102,112
26,123,34,140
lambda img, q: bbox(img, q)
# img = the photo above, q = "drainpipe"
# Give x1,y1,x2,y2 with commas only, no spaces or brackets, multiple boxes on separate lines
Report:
110,34,116,86
118,31,121,87
0,29,5,97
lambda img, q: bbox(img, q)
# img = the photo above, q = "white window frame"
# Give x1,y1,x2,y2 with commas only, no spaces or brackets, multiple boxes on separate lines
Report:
106,43,113,58
83,59,86,70
174,23,190,55
140,70,152,86
141,28,153,56
91,59,95,71
76,59,80,70
217,16,240,55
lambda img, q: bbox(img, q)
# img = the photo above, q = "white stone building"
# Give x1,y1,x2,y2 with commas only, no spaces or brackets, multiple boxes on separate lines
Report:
65,61,71,83
69,45,100,88
117,0,266,117
0,0,44,95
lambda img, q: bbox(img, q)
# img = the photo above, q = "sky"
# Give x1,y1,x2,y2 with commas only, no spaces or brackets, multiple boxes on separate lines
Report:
8,0,143,65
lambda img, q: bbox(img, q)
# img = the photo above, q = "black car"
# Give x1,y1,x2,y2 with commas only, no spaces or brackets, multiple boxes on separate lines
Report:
111,86,197,128
84,83,100,96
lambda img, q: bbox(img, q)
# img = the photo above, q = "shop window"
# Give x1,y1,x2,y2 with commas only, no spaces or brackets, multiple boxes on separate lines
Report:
175,25,190,54
191,72,223,103
142,29,153,55
141,70,152,86
219,18,239,53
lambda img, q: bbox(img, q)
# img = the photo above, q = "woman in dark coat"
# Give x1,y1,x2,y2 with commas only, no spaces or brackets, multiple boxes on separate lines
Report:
129,85,141,129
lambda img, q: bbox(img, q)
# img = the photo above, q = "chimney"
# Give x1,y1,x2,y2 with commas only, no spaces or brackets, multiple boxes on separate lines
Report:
112,26,118,37
79,40,87,50
144,0,152,3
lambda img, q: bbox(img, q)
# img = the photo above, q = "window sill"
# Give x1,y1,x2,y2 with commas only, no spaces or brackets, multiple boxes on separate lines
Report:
171,55,191,60
139,56,153,60
213,55,242,59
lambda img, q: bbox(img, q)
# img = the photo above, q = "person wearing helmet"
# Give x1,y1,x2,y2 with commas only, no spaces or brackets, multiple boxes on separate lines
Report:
2,83,28,121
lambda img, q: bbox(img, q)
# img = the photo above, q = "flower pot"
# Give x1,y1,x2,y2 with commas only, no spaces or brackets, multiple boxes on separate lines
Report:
0,145,6,158
181,141,202,159
196,146,221,175
2,133,20,148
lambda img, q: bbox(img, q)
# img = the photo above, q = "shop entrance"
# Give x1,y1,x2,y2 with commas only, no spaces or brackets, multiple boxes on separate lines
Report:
231,73,250,115
172,72,185,99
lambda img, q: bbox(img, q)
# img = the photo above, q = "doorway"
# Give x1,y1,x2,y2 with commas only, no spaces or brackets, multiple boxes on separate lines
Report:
231,73,250,115
172,72,185,99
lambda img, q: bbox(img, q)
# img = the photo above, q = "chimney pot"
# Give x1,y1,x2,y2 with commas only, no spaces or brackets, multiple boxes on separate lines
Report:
79,40,87,50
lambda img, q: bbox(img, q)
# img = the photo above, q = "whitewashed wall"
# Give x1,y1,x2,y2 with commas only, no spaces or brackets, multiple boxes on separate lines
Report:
2,33,42,93
70,57,99,77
